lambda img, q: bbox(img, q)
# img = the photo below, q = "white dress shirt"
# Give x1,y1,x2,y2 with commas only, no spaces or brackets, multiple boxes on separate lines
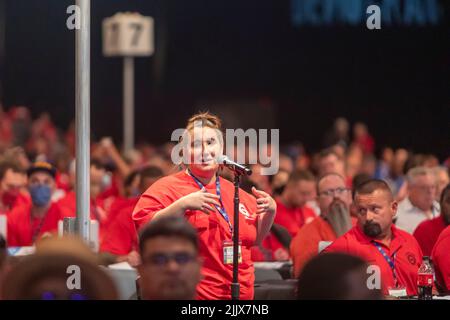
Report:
395,197,440,234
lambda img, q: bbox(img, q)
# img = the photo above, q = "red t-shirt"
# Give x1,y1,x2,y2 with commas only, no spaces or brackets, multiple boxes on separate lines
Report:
324,225,423,296
432,225,450,292
57,191,110,242
0,192,30,216
413,216,447,257
100,198,139,256
274,199,316,237
132,171,258,300
57,191,108,223
102,196,133,227
7,202,62,247
251,233,288,262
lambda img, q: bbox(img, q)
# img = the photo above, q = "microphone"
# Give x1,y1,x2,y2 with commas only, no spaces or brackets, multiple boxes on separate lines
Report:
217,155,252,176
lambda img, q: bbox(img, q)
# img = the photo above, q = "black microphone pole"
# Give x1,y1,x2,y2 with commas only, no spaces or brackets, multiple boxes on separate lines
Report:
217,155,251,300
231,171,241,300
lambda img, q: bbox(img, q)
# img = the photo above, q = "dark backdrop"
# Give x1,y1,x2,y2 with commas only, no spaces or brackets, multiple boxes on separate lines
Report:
1,0,449,159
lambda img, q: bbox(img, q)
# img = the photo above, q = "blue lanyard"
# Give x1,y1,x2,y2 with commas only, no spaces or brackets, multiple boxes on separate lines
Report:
187,170,233,233
372,241,399,287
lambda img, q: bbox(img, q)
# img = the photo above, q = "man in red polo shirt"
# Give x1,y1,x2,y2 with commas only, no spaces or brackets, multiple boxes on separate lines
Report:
432,224,450,294
274,170,317,238
414,184,450,256
100,165,164,266
325,179,423,297
7,162,62,247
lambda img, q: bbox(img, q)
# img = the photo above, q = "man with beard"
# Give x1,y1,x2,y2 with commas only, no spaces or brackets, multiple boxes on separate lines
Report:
137,216,202,300
414,184,450,256
324,179,423,297
290,173,354,278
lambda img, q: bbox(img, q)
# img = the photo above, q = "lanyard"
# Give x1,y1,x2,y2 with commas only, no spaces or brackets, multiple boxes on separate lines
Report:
31,215,47,243
372,241,399,287
187,170,233,233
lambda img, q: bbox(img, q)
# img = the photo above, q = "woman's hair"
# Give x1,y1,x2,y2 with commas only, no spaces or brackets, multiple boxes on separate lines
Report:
177,111,224,164
186,111,222,132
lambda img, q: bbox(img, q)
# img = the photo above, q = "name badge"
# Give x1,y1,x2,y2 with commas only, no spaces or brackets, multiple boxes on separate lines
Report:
223,240,242,265
388,286,407,298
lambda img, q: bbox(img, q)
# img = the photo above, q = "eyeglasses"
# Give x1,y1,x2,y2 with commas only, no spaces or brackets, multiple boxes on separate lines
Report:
143,252,196,267
319,187,349,198
412,185,437,192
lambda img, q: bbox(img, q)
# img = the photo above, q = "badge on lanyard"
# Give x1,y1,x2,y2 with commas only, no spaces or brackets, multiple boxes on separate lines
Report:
388,286,407,298
372,241,407,297
223,240,242,265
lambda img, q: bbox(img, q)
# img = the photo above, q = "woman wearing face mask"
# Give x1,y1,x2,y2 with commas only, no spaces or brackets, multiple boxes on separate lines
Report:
133,112,277,300
7,162,62,247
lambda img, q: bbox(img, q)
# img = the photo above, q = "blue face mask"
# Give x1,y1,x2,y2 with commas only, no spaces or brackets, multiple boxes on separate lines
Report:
29,184,52,207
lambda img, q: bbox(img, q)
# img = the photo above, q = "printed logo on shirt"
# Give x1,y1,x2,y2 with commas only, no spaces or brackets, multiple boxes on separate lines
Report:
406,252,417,265
239,203,254,220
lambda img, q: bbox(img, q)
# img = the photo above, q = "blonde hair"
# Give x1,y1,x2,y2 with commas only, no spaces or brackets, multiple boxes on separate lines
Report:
177,111,224,168
186,111,222,132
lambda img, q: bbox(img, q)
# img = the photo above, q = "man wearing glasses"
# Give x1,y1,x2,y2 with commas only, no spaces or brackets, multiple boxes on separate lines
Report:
324,179,423,297
137,216,202,300
396,167,440,234
290,173,354,278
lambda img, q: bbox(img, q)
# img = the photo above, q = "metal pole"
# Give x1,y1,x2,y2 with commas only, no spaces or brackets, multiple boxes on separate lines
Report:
0,0,6,102
123,56,134,152
231,173,241,300
75,0,90,242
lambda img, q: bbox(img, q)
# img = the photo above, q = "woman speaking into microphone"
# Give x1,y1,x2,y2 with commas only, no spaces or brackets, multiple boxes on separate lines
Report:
132,112,276,300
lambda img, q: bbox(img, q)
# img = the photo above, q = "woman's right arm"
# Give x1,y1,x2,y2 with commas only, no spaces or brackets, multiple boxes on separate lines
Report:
152,188,221,220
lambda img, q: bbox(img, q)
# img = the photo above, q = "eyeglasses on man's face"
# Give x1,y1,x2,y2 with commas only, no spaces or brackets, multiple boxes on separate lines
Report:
318,187,349,198
142,252,196,267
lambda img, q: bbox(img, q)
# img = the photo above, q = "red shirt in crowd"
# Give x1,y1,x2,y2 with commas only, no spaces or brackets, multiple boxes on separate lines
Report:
274,199,316,238
103,196,133,227
251,232,287,262
0,192,30,216
57,191,111,242
413,215,447,257
7,202,62,247
100,198,138,256
57,191,109,223
432,225,450,292
133,171,258,300
324,225,423,296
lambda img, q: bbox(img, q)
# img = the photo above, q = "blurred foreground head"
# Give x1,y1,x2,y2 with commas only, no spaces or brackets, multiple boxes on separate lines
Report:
2,236,118,300
297,253,382,300
138,216,202,300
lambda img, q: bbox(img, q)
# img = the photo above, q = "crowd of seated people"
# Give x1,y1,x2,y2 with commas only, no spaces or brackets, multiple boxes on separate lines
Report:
0,105,449,299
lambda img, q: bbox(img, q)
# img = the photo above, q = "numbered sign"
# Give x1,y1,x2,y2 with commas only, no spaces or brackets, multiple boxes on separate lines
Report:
103,12,154,57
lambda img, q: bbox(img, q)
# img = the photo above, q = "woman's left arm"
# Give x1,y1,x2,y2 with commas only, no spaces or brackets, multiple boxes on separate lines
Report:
251,187,277,245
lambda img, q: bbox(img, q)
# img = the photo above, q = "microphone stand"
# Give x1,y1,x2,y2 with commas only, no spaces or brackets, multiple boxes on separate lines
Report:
231,171,242,300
